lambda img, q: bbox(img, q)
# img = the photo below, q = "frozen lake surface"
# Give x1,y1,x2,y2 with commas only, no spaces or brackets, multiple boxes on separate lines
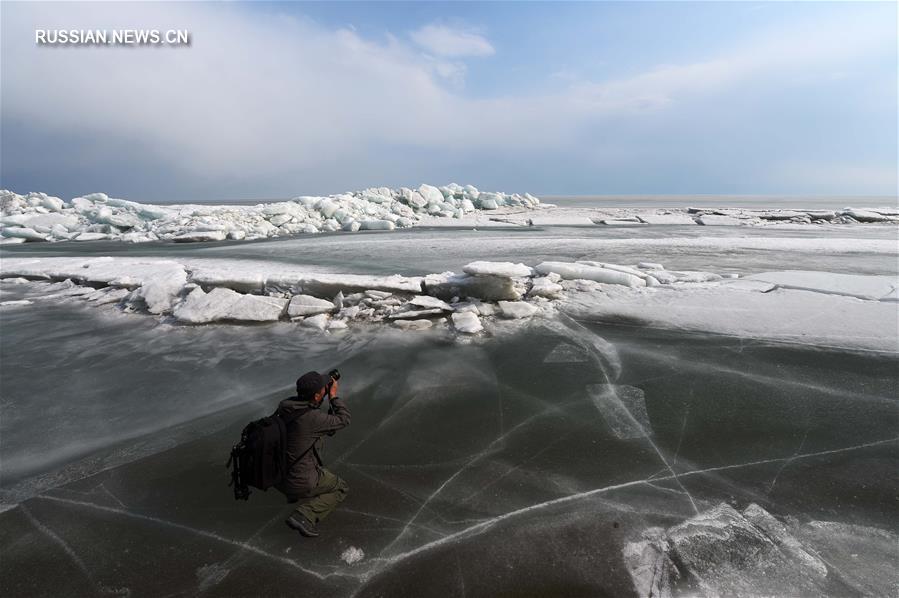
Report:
3,221,897,276
1,222,897,596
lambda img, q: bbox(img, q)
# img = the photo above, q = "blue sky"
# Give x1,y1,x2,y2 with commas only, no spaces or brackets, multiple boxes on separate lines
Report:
1,1,896,201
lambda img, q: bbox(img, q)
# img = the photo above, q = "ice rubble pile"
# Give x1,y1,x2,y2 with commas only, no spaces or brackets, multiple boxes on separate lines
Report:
0,184,540,244
0,257,724,334
624,502,897,597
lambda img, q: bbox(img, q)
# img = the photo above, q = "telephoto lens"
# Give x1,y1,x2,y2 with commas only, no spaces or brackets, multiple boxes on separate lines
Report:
328,369,341,381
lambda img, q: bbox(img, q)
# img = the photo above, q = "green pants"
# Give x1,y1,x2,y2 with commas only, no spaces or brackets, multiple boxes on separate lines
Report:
294,468,349,523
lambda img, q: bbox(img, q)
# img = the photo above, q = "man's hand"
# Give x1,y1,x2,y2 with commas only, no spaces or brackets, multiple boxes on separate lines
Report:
328,378,339,398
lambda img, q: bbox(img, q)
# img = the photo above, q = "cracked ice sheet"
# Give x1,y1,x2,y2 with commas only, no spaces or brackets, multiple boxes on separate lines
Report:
2,303,897,596
744,270,897,300
561,284,899,353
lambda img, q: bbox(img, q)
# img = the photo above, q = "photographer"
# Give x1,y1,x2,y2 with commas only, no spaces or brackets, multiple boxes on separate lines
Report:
278,370,350,538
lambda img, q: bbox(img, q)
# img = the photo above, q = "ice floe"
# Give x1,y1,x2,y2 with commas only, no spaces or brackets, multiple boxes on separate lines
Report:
562,281,898,352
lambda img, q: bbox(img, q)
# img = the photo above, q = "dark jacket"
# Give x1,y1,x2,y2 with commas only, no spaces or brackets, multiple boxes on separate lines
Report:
277,396,350,496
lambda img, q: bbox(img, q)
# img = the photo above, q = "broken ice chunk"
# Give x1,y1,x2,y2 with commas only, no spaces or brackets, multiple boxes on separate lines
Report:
287,294,337,317
3,227,48,241
387,308,445,320
328,319,348,330
424,272,522,301
462,261,534,278
359,220,396,231
535,262,646,288
528,277,564,298
74,232,109,241
130,263,188,314
301,313,330,330
697,215,745,226
173,230,227,242
623,528,678,598
409,295,452,311
174,287,287,323
498,301,539,319
364,290,392,300
451,311,483,334
638,262,665,270
392,319,433,330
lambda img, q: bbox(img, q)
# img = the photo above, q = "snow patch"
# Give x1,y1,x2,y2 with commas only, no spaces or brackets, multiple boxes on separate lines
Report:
340,546,365,565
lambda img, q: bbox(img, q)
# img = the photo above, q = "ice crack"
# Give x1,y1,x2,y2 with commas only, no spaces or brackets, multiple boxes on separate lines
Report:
35,495,357,582
358,437,898,588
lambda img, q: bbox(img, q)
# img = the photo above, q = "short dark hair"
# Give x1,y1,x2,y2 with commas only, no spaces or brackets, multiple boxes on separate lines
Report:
296,371,326,400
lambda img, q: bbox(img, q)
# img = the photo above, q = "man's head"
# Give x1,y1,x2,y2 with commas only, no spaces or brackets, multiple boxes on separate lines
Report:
296,371,327,405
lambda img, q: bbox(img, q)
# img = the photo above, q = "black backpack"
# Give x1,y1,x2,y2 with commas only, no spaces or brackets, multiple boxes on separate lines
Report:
226,406,312,501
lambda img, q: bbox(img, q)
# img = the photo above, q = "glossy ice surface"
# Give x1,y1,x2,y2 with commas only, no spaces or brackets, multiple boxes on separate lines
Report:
1,220,896,596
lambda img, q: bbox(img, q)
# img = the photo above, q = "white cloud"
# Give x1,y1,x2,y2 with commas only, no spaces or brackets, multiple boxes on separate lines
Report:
409,24,494,58
1,3,894,195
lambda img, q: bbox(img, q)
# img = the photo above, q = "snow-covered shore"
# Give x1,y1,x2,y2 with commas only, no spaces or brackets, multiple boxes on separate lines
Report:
2,256,895,352
2,186,897,245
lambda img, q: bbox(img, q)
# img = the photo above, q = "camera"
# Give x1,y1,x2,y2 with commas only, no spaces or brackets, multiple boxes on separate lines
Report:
324,369,340,401
324,369,341,432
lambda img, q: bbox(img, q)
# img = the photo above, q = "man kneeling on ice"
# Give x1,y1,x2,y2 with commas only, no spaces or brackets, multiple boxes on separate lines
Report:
279,371,351,538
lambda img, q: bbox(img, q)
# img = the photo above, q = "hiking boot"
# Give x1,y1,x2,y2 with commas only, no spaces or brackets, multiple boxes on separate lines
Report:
286,513,319,538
